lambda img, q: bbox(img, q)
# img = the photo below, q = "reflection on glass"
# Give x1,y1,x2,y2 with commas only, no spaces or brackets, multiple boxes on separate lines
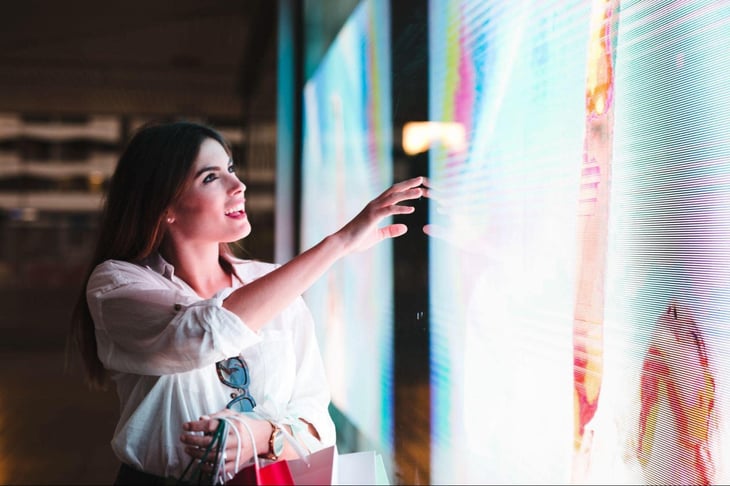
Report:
636,303,716,485
571,0,619,478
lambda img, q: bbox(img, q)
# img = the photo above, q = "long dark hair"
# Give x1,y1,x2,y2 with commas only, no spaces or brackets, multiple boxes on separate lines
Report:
68,120,235,389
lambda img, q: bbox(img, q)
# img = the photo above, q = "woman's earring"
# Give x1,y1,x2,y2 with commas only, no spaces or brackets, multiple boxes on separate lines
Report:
166,217,174,224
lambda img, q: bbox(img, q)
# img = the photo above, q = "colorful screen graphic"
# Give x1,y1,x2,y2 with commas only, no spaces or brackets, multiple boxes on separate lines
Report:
428,0,730,483
300,0,394,458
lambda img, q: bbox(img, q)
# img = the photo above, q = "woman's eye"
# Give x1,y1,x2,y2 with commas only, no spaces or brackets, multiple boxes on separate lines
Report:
228,165,236,174
203,173,217,184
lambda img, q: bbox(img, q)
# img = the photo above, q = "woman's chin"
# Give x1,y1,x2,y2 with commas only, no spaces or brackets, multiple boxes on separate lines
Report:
230,224,252,242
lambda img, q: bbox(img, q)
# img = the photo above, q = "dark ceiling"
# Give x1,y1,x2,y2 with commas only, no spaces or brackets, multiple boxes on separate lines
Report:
0,0,278,123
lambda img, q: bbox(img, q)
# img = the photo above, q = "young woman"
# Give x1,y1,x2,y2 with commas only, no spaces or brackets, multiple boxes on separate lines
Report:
69,120,429,483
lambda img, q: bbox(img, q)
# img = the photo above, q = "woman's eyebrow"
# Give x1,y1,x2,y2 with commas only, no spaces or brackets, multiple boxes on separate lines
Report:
193,158,233,178
194,165,220,178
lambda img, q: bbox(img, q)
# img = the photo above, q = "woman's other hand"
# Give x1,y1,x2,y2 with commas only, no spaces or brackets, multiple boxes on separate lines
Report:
180,409,270,477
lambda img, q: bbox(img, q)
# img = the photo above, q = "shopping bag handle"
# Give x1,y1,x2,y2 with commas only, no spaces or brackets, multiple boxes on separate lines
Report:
224,415,312,465
276,421,311,464
178,419,229,485
221,415,262,483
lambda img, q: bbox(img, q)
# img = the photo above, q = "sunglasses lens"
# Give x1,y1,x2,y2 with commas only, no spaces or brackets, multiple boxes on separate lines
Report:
217,356,256,411
228,394,255,413
218,357,249,388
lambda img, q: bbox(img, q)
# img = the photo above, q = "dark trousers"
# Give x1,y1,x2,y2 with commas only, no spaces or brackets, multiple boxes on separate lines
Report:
114,463,172,485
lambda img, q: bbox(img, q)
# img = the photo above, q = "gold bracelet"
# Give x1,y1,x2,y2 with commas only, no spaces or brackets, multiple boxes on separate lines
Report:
258,420,284,461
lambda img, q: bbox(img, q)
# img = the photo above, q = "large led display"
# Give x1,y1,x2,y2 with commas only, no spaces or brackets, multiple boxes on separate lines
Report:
300,0,394,459
428,0,730,484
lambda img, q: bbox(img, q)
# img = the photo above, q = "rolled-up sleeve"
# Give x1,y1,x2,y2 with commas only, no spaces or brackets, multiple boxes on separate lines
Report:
87,260,261,376
289,299,336,448
259,297,336,451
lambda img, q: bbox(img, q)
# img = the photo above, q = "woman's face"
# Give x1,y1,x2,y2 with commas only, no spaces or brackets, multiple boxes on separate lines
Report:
166,137,251,245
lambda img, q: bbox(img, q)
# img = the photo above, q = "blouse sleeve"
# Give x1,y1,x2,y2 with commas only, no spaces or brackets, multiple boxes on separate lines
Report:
269,297,336,451
87,260,261,376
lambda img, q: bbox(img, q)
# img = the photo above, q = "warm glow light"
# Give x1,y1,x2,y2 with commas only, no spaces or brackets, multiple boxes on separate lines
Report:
402,121,466,155
88,170,105,190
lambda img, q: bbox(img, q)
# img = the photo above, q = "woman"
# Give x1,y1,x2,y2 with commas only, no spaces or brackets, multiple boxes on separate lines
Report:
69,120,428,483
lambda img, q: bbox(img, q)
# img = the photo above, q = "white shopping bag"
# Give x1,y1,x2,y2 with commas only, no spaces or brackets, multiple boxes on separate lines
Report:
287,443,390,486
287,444,338,485
337,450,390,485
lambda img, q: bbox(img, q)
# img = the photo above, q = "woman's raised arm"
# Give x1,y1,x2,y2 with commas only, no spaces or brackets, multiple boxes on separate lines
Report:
223,176,429,331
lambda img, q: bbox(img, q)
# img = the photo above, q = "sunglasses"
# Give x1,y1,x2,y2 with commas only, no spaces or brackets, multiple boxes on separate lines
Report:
216,356,256,412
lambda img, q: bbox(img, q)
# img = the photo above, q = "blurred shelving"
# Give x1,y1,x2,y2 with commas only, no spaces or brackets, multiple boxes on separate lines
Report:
0,113,277,291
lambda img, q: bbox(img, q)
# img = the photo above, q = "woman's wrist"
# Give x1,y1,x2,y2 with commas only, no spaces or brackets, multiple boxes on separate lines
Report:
322,232,349,258
255,419,274,457
258,421,285,461
233,417,273,460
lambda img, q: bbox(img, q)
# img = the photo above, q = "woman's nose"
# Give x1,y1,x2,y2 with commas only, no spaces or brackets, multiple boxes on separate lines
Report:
230,177,246,194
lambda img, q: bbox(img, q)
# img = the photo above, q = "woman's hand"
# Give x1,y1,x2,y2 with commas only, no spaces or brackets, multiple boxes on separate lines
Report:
335,176,430,254
180,409,270,478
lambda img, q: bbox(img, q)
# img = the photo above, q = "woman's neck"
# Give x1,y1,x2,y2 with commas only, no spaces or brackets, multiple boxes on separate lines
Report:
160,241,231,299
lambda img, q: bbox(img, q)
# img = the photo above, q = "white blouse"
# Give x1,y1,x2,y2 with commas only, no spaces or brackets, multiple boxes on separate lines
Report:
86,253,336,479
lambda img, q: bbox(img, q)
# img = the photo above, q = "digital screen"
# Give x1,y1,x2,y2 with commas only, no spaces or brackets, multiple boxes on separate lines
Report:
275,0,297,264
300,0,394,457
428,0,730,484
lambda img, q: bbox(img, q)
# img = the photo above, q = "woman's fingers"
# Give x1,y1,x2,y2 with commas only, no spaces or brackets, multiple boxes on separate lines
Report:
180,434,215,461
182,416,220,433
377,186,426,209
380,176,422,195
391,175,430,192
379,223,408,240
181,408,236,438
181,430,214,449
208,409,236,419
180,414,225,458
179,415,265,480
362,176,429,219
181,432,243,472
379,176,430,201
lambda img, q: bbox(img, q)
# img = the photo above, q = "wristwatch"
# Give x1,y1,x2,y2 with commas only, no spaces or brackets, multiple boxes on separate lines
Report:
260,421,284,461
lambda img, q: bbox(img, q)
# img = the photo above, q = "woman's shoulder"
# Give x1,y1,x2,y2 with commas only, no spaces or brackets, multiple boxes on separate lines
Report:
91,258,144,276
88,258,162,291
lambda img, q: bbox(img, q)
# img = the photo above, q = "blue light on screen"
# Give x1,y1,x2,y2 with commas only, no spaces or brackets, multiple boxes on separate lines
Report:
300,0,394,458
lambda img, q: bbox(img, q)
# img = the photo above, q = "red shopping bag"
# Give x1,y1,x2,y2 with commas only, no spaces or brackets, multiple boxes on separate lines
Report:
227,458,295,485
217,416,339,485
219,416,296,485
